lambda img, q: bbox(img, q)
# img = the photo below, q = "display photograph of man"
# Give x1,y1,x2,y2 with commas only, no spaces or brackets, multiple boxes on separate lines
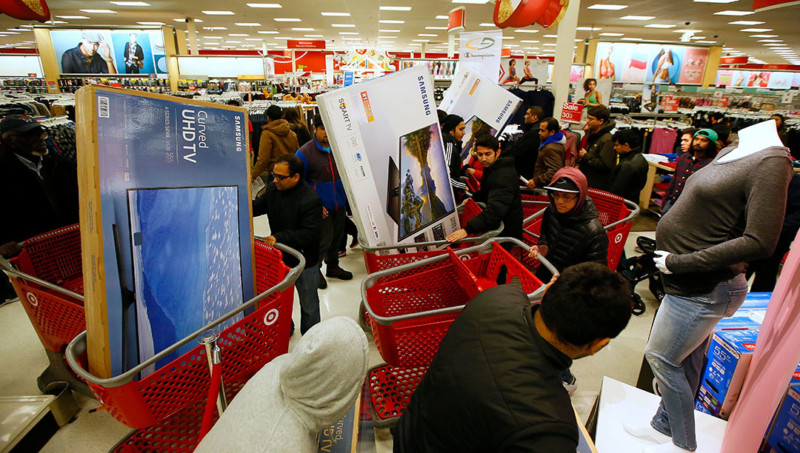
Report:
123,33,144,74
58,30,117,74
111,31,154,75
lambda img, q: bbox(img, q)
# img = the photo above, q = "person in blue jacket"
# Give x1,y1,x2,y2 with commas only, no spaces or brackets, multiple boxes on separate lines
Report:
296,115,352,289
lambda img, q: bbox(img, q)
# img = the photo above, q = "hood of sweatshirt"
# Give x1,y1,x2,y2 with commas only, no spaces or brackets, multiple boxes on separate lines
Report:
280,316,369,431
264,119,293,137
547,167,589,215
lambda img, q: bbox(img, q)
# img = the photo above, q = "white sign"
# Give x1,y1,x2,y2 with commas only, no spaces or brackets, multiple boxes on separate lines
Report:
782,91,795,104
459,30,502,82
317,66,460,247
440,66,523,166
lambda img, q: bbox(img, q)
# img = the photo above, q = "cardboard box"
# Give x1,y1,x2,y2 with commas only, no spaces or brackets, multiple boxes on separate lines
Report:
695,329,759,419
761,384,800,453
317,66,460,248
76,86,254,377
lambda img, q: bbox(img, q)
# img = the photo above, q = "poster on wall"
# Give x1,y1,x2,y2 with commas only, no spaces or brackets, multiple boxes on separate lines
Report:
594,42,709,85
575,77,612,108
317,66,460,248
440,66,522,165
50,29,164,75
499,58,548,85
76,87,254,377
716,70,800,88
641,84,661,113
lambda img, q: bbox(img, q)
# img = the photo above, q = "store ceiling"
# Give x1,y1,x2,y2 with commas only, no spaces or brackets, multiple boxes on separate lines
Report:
0,0,798,65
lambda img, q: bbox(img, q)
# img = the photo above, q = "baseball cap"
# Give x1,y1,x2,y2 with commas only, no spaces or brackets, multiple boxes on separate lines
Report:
0,115,43,135
81,31,104,43
694,129,719,144
544,177,580,194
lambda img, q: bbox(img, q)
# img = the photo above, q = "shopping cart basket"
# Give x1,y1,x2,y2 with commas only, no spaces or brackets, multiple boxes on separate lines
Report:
362,238,557,426
521,188,640,271
0,224,89,394
358,198,503,329
64,241,303,441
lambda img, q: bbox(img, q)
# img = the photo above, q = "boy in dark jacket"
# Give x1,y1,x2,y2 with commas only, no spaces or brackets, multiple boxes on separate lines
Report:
446,134,523,242
609,128,648,204
578,105,617,190
394,263,633,453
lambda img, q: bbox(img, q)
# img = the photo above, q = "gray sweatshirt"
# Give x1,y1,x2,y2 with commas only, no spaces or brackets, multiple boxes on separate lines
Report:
195,317,369,453
657,145,792,296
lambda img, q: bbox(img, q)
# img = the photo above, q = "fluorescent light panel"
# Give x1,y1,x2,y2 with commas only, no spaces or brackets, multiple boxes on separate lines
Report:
291,28,314,31
202,10,235,15
111,1,151,5
379,6,411,10
258,31,279,34
247,3,282,7
137,21,163,25
600,32,624,36
646,24,676,28
379,20,404,23
274,18,301,21
80,9,116,13
56,15,90,19
379,29,400,32
515,29,539,33
236,23,261,26
730,21,765,25
587,4,628,10
621,15,654,20
741,28,772,32
714,10,754,15
321,12,349,16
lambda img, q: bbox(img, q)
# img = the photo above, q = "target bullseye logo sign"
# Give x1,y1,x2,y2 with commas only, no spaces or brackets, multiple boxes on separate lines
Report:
26,292,38,307
615,233,624,244
263,309,279,326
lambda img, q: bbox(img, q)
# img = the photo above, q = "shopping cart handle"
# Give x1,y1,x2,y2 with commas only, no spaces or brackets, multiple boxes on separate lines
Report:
604,198,641,230
0,256,85,302
65,242,305,388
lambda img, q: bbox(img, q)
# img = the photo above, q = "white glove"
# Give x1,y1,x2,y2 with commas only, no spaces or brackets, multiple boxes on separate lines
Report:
654,250,672,274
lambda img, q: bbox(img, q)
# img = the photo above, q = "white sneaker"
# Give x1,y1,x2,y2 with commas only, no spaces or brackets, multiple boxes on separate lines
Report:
563,375,578,396
623,421,672,444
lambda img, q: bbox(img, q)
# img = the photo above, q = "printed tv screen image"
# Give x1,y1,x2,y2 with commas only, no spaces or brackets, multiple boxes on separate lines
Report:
128,186,244,375
460,115,497,165
398,124,456,241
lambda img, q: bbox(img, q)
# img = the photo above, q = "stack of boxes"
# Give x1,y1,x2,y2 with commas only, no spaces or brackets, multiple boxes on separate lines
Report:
691,292,800,452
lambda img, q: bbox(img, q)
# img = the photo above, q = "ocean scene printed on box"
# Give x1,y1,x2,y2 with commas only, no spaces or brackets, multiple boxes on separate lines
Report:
129,186,243,374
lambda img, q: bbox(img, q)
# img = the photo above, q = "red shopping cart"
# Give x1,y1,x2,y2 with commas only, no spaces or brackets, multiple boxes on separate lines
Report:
61,240,303,452
1,224,89,394
362,238,557,427
521,188,640,271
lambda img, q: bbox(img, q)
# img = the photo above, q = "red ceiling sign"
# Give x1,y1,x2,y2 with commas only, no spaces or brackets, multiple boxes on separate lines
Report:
0,0,50,22
720,56,749,65
448,7,466,32
493,0,569,29
752,0,800,11
287,40,326,50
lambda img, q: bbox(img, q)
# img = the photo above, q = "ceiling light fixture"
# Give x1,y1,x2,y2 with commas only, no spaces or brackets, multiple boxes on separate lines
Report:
380,6,412,11
111,1,151,5
451,0,490,4
258,31,278,34
714,10,755,15
229,33,249,36
576,26,602,31
435,15,448,19
599,32,624,36
379,20,404,24
379,29,400,32
621,15,654,20
426,26,447,30
587,4,628,10
56,15,90,19
645,24,676,28
728,21,764,25
80,9,116,13
291,28,314,31
202,10,235,15
515,29,539,33
247,3,282,8
321,12,349,16
274,18,301,21
137,22,164,25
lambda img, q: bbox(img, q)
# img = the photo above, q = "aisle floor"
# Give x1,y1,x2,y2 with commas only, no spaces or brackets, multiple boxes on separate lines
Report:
0,216,661,452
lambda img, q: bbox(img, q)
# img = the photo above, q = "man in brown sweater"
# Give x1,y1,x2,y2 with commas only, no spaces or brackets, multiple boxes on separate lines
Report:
527,117,566,189
252,105,299,183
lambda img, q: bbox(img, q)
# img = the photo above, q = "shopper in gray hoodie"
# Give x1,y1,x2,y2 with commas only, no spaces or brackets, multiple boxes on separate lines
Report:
195,317,369,452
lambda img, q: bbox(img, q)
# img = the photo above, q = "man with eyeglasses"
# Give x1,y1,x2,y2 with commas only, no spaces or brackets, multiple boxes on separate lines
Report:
578,105,616,190
252,153,323,335
0,115,79,299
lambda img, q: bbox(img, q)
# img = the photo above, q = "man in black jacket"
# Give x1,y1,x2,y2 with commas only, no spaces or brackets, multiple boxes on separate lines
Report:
578,105,617,190
253,154,323,334
446,134,523,242
503,106,543,180
608,128,648,204
394,262,633,452
0,115,80,300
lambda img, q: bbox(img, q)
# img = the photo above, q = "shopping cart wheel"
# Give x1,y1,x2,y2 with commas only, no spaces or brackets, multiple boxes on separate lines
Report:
631,292,646,316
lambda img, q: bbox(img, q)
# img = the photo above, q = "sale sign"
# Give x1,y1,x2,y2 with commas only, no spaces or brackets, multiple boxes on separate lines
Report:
560,102,584,124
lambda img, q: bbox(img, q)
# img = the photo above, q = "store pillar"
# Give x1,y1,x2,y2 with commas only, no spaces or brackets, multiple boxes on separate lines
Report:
177,30,189,55
33,28,60,93
551,0,580,120
186,18,199,56
161,25,180,93
702,46,723,88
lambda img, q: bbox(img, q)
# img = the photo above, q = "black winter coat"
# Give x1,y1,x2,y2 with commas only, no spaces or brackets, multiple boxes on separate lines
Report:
443,132,463,182
252,180,322,267
465,157,523,240
394,286,578,452
0,148,79,245
538,198,608,274
578,120,617,190
608,148,648,203
503,121,540,180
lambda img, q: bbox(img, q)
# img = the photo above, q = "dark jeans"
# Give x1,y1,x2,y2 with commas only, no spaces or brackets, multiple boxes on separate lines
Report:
295,264,321,334
319,208,346,268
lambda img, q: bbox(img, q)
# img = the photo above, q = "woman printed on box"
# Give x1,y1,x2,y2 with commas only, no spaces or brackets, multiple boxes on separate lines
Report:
580,78,602,107
653,48,675,84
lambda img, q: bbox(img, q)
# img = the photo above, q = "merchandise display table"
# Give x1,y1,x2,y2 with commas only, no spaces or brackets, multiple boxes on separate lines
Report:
595,377,727,453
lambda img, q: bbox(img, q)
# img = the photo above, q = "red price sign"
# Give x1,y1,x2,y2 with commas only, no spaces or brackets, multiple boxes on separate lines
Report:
717,97,730,108
560,102,584,124
662,96,680,113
